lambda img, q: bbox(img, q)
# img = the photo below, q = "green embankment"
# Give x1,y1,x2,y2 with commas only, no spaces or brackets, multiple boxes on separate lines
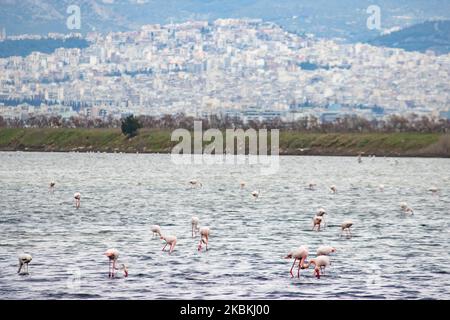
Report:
0,128,449,157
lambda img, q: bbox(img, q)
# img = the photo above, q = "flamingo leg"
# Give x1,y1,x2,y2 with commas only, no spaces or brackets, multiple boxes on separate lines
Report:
169,243,176,254
108,260,111,278
18,263,22,274
162,243,168,251
298,257,306,278
112,260,116,278
290,258,297,277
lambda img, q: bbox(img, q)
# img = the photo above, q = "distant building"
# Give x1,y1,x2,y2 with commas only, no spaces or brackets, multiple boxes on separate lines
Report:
439,110,450,120
320,112,340,123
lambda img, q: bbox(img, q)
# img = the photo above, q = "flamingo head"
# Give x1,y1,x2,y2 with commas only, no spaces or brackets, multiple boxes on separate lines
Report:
284,252,293,259
331,247,337,253
121,264,128,277
314,267,321,279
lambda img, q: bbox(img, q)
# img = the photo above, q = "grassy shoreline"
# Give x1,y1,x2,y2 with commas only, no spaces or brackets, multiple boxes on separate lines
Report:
0,128,449,157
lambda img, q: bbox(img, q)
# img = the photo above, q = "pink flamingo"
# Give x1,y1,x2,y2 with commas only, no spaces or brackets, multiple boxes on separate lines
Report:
312,216,323,231
74,192,81,209
307,256,331,279
198,227,210,251
284,246,309,278
104,249,128,278
161,235,177,254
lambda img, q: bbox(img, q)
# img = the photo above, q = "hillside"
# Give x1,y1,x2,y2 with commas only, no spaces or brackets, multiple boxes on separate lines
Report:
368,20,450,54
0,38,90,58
0,128,449,157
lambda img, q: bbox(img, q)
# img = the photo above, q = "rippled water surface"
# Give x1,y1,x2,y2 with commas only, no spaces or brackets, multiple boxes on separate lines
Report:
0,152,449,300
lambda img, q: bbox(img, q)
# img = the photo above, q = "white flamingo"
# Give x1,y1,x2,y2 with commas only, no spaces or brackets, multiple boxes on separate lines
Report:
49,181,56,193
191,216,200,237
284,246,309,278
378,184,385,192
316,246,336,256
161,235,177,254
428,186,439,195
307,256,331,279
189,180,202,188
150,225,162,238
198,227,210,251
74,192,81,209
400,202,414,215
341,220,353,238
312,216,324,231
18,254,32,274
308,182,317,190
316,208,327,226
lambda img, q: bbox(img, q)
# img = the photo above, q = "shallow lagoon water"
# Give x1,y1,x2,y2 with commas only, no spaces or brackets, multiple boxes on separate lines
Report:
0,152,449,299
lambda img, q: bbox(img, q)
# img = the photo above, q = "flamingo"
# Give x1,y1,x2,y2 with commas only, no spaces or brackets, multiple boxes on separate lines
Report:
316,208,327,227
198,227,210,251
429,186,439,195
189,180,202,188
316,246,336,256
330,185,337,194
74,192,81,209
284,246,309,278
341,220,353,238
308,183,316,190
191,216,200,237
18,254,32,274
400,202,414,215
49,181,56,192
307,256,331,279
151,225,162,238
251,190,260,199
240,181,246,189
161,235,177,254
378,184,385,192
104,249,128,278
312,216,323,231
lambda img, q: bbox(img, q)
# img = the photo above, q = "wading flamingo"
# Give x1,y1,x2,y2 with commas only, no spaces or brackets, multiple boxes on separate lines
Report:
400,202,414,215
104,249,128,278
316,246,336,256
161,235,177,254
74,192,81,209
251,190,260,199
312,216,324,231
189,180,202,188
191,216,200,237
151,225,162,238
198,227,210,251
341,220,353,238
307,256,331,279
284,246,309,278
49,181,55,193
18,254,32,274
316,208,327,227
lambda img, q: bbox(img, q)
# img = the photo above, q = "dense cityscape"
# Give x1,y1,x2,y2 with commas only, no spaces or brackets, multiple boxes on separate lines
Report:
1,19,449,124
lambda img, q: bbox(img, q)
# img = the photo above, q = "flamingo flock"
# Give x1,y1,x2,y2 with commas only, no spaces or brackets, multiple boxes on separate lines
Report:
16,166,426,283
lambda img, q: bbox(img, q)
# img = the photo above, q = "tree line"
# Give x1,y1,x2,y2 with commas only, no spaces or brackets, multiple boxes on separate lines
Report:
0,113,449,133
